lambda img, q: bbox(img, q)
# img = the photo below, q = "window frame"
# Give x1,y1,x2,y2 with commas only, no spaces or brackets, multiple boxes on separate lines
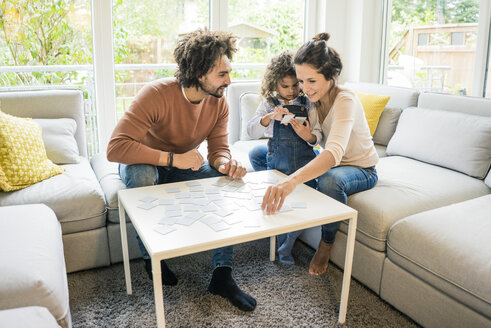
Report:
380,0,491,98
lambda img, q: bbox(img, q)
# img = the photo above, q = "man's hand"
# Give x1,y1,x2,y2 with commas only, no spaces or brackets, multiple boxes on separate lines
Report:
218,159,247,179
173,149,204,171
261,179,297,214
289,119,316,143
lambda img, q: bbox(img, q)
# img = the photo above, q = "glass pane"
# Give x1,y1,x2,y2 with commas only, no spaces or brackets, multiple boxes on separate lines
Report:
0,0,98,155
112,0,209,119
227,0,305,80
388,0,480,95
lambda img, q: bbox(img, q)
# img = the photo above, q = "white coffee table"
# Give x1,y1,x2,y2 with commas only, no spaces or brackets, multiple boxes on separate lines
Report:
118,170,357,327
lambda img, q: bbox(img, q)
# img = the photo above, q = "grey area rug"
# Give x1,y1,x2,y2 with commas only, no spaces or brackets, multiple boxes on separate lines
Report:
68,238,420,328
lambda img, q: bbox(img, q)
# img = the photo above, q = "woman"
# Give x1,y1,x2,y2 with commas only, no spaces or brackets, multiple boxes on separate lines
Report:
261,32,379,275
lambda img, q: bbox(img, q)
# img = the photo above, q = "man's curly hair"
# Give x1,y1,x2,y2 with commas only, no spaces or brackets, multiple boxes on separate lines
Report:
261,50,298,99
174,29,237,88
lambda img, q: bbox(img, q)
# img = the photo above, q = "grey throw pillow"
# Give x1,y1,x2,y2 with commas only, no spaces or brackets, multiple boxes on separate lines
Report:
34,118,80,164
372,106,403,146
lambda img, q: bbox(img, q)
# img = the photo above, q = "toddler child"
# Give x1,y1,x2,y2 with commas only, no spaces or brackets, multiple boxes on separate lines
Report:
247,51,322,264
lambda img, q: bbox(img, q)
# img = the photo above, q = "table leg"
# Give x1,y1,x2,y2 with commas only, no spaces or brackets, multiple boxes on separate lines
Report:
153,258,166,328
269,236,276,261
119,198,132,295
338,213,358,324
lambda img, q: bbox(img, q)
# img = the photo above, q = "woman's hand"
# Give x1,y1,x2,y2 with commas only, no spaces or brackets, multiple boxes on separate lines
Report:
289,119,316,143
261,179,297,214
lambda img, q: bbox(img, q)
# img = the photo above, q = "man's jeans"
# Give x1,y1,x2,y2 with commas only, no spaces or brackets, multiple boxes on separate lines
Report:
318,165,378,243
119,163,234,269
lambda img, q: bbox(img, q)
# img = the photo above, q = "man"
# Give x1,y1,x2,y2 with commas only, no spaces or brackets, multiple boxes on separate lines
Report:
107,29,255,312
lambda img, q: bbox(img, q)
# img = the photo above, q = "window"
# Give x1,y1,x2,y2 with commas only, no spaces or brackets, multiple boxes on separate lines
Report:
0,0,99,155
2,0,309,152
112,0,209,119
227,0,305,79
386,0,481,95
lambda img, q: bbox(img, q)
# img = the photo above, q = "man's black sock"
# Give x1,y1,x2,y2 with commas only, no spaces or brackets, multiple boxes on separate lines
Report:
144,259,178,286
208,267,256,312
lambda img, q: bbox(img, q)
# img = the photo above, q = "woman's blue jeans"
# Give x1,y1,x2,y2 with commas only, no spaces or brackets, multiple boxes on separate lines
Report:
318,165,378,243
119,163,234,269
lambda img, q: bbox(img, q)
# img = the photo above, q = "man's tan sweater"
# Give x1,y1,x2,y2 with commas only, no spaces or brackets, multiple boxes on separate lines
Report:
107,78,231,166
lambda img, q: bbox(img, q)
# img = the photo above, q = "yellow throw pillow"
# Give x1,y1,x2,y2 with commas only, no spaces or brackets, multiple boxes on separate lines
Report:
0,111,65,191
355,91,391,136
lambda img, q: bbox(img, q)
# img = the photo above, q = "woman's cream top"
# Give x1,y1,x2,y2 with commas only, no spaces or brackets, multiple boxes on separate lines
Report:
319,89,379,168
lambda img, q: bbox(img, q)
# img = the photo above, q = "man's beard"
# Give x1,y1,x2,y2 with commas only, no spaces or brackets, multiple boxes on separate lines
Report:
199,81,227,98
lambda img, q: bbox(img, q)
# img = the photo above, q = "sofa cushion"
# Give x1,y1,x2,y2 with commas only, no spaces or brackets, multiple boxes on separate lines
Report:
372,106,402,146
0,89,88,158
225,82,261,144
0,111,65,191
0,157,106,234
343,156,490,251
344,82,419,109
231,139,268,172
355,91,390,136
418,92,491,117
374,144,387,158
239,92,262,141
90,152,127,223
0,204,70,328
386,194,491,318
34,118,80,164
386,107,491,179
0,306,61,328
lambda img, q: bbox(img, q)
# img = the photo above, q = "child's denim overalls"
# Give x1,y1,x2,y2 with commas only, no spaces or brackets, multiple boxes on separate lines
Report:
266,96,317,183
266,96,317,264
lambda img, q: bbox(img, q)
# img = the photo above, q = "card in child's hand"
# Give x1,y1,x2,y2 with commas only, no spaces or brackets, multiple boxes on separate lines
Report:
294,116,307,124
280,114,295,124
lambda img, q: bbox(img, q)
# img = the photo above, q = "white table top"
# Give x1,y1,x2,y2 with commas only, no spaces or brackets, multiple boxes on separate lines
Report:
118,170,356,260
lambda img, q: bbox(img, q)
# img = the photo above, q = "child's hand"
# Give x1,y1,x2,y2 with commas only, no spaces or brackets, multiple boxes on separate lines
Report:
272,106,290,121
290,119,316,143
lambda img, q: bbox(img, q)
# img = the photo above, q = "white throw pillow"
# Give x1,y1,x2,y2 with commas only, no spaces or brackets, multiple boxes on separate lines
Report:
34,118,80,164
239,92,262,141
386,107,491,179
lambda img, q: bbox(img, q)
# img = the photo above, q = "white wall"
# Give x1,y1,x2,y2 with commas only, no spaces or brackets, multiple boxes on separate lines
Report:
314,0,384,84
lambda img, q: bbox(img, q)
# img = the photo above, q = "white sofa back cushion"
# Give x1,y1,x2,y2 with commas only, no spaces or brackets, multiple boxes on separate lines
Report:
418,92,491,117
0,89,88,158
34,118,80,164
485,170,491,188
239,92,262,141
344,82,419,109
226,82,261,144
386,107,491,179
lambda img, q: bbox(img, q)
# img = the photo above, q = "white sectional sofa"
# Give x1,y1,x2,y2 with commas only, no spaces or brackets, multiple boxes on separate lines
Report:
3,83,488,327
0,90,109,273
90,80,490,327
223,81,491,327
0,204,71,328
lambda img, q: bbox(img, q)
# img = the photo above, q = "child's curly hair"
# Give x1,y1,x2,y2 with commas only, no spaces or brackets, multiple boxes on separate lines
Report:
261,51,298,99
174,28,237,88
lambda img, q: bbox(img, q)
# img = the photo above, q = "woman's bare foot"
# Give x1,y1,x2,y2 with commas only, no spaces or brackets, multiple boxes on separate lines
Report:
309,240,332,275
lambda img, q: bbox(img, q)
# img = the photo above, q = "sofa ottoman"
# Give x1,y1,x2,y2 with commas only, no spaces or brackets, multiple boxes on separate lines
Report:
0,204,71,328
381,194,491,327
0,306,61,328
